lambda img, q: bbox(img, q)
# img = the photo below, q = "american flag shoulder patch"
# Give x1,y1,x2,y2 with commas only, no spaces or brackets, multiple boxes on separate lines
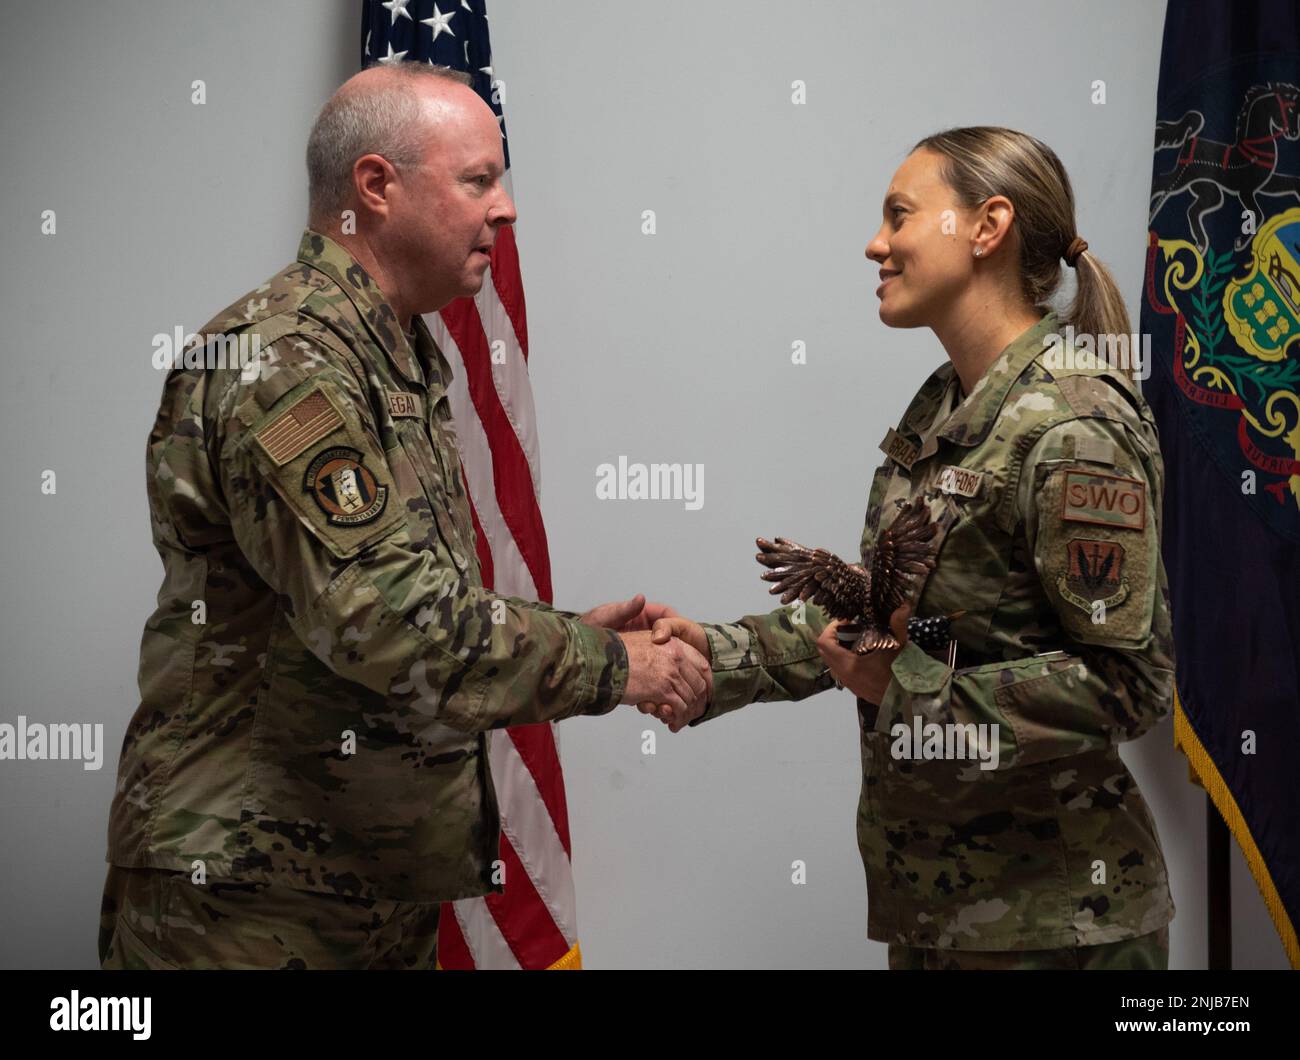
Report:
254,385,345,466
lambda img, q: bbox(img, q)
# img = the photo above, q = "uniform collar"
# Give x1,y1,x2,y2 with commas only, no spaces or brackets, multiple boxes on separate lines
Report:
901,362,960,440
296,229,424,386
936,309,1060,447
409,314,455,404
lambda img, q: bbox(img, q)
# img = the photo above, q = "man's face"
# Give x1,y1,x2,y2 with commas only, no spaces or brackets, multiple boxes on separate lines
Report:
386,87,516,315
864,148,978,329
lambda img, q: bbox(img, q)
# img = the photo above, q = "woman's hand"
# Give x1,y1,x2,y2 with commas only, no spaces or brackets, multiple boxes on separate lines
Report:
816,605,912,704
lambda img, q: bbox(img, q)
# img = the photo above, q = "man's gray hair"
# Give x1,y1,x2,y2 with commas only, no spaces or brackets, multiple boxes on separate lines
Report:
306,63,474,222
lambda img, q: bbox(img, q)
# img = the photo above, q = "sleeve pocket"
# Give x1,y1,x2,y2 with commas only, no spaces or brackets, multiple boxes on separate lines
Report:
235,378,406,560
992,658,1112,766
1034,462,1156,650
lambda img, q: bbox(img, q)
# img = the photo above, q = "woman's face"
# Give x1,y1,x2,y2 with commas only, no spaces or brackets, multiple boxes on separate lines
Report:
865,148,979,329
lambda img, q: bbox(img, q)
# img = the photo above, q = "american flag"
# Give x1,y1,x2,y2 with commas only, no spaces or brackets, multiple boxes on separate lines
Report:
362,0,583,970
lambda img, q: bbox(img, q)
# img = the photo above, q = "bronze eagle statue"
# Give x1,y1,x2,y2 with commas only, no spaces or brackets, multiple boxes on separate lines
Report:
755,497,940,655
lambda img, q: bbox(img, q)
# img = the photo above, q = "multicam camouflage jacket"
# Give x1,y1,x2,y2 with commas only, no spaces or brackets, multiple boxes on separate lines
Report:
693,310,1177,950
108,230,629,903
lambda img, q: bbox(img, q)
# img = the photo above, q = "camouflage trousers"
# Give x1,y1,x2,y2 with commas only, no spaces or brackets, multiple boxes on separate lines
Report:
887,925,1169,970
98,864,440,970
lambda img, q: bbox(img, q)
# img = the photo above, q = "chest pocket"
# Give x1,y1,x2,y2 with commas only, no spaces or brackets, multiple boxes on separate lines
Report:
860,460,895,557
911,458,1013,626
861,422,950,544
427,393,478,554
861,425,920,560
878,476,962,607
390,395,476,579
866,452,1003,618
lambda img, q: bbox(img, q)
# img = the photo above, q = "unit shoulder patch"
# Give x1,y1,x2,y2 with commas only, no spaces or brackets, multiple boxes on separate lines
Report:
303,446,389,526
1058,537,1129,613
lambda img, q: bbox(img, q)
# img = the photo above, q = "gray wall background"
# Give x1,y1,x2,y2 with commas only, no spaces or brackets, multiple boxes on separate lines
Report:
0,0,1287,969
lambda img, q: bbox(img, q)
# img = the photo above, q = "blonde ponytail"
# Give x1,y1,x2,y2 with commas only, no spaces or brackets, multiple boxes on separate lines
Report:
1066,247,1132,340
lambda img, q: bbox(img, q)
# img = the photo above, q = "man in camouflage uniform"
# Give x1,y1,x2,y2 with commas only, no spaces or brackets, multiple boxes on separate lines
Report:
656,309,1176,969
99,64,710,970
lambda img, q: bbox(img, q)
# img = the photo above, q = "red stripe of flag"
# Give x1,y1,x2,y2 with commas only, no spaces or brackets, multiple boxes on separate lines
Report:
435,904,473,970
507,726,573,858
487,225,529,361
460,465,495,589
488,831,572,968
439,298,553,602
449,315,572,858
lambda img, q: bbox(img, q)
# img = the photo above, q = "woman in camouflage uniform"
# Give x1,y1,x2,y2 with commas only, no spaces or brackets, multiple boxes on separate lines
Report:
651,127,1176,970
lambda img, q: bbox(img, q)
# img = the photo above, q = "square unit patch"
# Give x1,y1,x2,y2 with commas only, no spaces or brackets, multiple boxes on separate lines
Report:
1059,538,1129,612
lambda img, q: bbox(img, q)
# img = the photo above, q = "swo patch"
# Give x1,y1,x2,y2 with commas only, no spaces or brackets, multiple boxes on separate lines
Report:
1061,470,1146,529
303,446,389,526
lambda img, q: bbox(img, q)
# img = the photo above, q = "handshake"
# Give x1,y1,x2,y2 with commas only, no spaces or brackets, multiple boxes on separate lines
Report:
578,594,711,733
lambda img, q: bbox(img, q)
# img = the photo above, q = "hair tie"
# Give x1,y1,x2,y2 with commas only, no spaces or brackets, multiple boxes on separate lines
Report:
1064,236,1088,268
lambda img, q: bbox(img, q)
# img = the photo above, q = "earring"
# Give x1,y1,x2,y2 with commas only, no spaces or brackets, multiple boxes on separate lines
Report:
974,247,983,257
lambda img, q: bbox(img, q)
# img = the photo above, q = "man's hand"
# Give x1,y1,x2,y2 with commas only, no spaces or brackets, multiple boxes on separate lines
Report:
815,605,911,704
637,616,713,732
580,594,680,632
619,629,712,730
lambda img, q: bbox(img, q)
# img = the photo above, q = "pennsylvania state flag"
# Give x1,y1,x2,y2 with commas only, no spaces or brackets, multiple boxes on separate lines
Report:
1144,0,1300,967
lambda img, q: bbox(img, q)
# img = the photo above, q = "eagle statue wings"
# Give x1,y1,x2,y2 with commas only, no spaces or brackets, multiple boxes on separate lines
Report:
755,497,939,655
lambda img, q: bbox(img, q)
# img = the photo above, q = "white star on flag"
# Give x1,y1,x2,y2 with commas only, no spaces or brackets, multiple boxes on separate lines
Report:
381,0,413,21
421,4,456,42
378,42,408,64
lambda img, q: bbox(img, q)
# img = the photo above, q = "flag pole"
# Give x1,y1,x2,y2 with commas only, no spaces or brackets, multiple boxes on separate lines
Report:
1206,793,1231,969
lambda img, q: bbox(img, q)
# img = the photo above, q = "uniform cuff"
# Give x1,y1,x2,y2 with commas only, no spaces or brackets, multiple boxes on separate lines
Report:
572,621,629,716
875,641,953,733
688,622,756,725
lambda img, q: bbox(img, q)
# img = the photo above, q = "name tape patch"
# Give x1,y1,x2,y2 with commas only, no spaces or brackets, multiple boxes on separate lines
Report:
387,391,423,419
880,427,918,470
1061,470,1146,529
254,387,344,467
937,464,983,498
